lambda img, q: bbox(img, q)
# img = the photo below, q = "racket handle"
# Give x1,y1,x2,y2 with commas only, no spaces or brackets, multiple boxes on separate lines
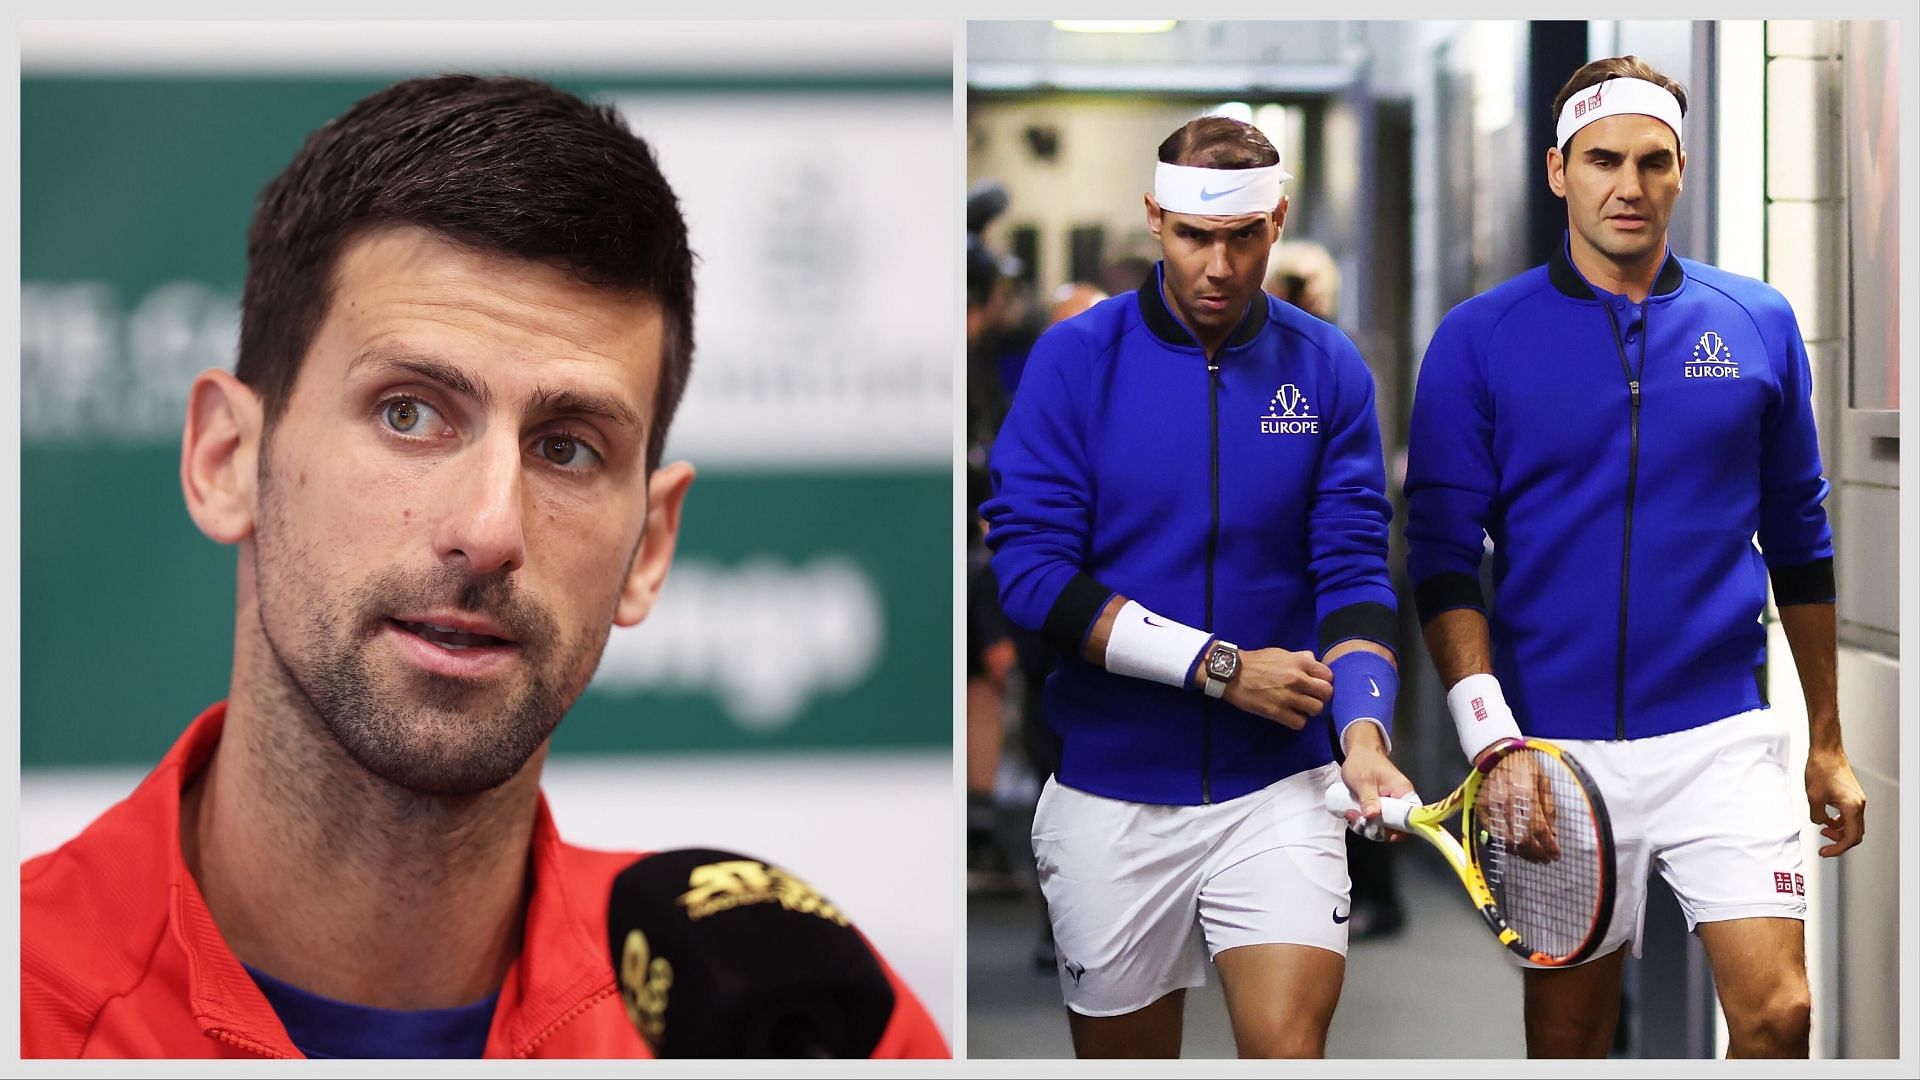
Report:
1322,781,1420,834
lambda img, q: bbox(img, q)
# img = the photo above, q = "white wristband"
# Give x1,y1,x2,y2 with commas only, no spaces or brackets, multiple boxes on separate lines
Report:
1445,673,1524,762
1104,601,1211,690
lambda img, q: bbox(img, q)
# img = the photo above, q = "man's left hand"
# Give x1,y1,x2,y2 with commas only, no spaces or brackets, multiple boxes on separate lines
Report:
1338,725,1416,842
1805,746,1866,857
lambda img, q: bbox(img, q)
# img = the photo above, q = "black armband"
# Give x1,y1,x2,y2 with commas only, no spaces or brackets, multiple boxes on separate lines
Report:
1770,556,1836,607
1042,571,1116,654
1414,572,1487,625
1317,601,1398,656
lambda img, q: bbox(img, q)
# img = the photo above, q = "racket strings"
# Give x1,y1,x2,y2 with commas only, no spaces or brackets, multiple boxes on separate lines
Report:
1472,748,1606,962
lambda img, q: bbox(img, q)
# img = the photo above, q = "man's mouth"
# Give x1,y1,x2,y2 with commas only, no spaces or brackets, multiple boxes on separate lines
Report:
382,616,523,679
388,618,515,651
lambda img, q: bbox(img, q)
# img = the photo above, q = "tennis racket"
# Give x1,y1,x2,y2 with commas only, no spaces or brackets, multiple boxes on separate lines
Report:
1325,737,1616,966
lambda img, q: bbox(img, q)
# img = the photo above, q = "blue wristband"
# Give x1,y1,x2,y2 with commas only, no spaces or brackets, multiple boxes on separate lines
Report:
1329,651,1398,752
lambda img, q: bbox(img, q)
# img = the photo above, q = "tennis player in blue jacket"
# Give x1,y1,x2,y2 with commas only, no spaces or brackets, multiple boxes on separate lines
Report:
985,116,1412,1058
1405,56,1866,1058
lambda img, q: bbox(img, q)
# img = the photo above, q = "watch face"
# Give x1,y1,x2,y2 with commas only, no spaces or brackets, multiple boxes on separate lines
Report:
1208,647,1238,679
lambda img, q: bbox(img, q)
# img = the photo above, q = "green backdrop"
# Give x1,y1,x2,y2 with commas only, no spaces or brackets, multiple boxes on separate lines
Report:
21,75,952,766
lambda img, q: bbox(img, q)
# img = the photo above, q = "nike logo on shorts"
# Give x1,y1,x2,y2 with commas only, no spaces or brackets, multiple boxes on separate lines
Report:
1332,908,1350,924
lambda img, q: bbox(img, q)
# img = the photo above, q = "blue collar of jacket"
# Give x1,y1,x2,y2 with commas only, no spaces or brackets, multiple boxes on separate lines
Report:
1137,262,1267,352
1547,231,1688,302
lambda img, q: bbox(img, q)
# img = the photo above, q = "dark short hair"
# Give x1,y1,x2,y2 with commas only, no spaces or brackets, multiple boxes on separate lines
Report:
1157,116,1280,170
1551,56,1689,155
239,74,695,470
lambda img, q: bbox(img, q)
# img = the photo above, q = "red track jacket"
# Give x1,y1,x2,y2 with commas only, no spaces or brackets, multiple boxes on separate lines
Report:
20,704,948,1058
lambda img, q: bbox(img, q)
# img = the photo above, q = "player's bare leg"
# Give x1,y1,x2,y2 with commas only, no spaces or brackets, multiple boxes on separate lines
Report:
1697,917,1811,1057
1523,946,1626,1057
1067,988,1185,1058
967,639,1015,794
1215,943,1343,1058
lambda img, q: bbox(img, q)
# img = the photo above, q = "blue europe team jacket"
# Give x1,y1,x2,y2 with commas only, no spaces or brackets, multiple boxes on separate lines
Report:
984,268,1397,806
1405,239,1834,743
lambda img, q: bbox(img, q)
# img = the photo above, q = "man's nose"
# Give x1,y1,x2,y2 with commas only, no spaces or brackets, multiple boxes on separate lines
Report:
1206,241,1233,281
431,433,527,578
1616,165,1645,202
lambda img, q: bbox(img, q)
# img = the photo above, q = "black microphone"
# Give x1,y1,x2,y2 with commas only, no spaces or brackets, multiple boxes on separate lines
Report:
606,848,895,1058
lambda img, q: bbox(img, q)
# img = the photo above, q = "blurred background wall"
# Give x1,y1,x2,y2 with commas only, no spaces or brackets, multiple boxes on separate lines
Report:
17,19,955,1037
966,18,1902,1059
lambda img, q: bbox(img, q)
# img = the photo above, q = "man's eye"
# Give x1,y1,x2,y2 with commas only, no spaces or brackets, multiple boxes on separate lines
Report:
538,434,601,469
381,398,443,434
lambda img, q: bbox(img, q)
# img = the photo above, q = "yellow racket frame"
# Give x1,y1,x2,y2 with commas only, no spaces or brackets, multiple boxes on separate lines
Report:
1328,737,1615,966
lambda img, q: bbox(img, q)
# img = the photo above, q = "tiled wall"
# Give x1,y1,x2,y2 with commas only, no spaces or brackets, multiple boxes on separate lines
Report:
1763,19,1901,1061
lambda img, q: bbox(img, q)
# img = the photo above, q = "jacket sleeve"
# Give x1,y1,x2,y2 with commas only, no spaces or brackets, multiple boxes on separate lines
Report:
980,324,1114,652
1308,337,1398,654
1755,295,1835,605
1405,308,1497,623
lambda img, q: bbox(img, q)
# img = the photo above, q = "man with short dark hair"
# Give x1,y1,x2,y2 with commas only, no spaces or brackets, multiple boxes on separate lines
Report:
1406,55,1866,1058
986,115,1411,1058
19,75,945,1060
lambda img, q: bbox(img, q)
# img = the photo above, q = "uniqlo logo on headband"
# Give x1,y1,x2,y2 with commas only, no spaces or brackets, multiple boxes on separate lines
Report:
1773,871,1805,896
1574,84,1604,119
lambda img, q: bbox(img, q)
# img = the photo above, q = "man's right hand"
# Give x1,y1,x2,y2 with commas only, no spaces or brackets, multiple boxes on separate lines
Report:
1216,647,1333,728
1478,749,1562,863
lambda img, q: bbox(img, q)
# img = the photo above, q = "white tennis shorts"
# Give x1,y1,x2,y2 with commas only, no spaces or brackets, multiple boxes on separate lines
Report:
1030,764,1351,1016
1528,708,1807,969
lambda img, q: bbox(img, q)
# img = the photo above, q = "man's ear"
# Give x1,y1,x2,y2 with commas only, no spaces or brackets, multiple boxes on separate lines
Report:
1145,193,1164,241
180,369,264,545
614,461,696,627
1546,146,1568,198
1272,194,1290,239
1676,147,1687,194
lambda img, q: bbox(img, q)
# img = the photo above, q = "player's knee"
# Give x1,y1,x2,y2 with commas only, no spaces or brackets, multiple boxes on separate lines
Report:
1525,1020,1613,1058
1238,1027,1324,1059
1731,987,1811,1055
1524,985,1617,1056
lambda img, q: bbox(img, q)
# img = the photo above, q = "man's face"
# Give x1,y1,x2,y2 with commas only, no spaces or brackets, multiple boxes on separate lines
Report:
1549,113,1686,269
1147,196,1286,340
248,225,683,797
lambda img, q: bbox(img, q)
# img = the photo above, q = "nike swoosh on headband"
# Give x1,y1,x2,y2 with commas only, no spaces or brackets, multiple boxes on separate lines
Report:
1198,182,1253,201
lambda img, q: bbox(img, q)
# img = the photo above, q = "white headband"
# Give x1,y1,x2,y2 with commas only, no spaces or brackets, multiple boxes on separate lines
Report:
1153,161,1291,216
1556,77,1683,149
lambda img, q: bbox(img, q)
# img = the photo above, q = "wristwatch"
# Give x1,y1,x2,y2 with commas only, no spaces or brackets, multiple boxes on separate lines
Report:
1202,639,1240,699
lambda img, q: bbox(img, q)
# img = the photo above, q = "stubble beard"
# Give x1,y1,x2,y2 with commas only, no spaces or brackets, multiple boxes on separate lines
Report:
1589,219,1662,266
250,446,607,799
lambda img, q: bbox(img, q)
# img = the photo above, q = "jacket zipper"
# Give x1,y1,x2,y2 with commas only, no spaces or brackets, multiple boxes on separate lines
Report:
1203,355,1222,804
1603,303,1648,741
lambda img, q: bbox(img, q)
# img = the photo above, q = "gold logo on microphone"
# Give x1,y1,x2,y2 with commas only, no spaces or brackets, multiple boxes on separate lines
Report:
619,929,673,1043
677,859,848,925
